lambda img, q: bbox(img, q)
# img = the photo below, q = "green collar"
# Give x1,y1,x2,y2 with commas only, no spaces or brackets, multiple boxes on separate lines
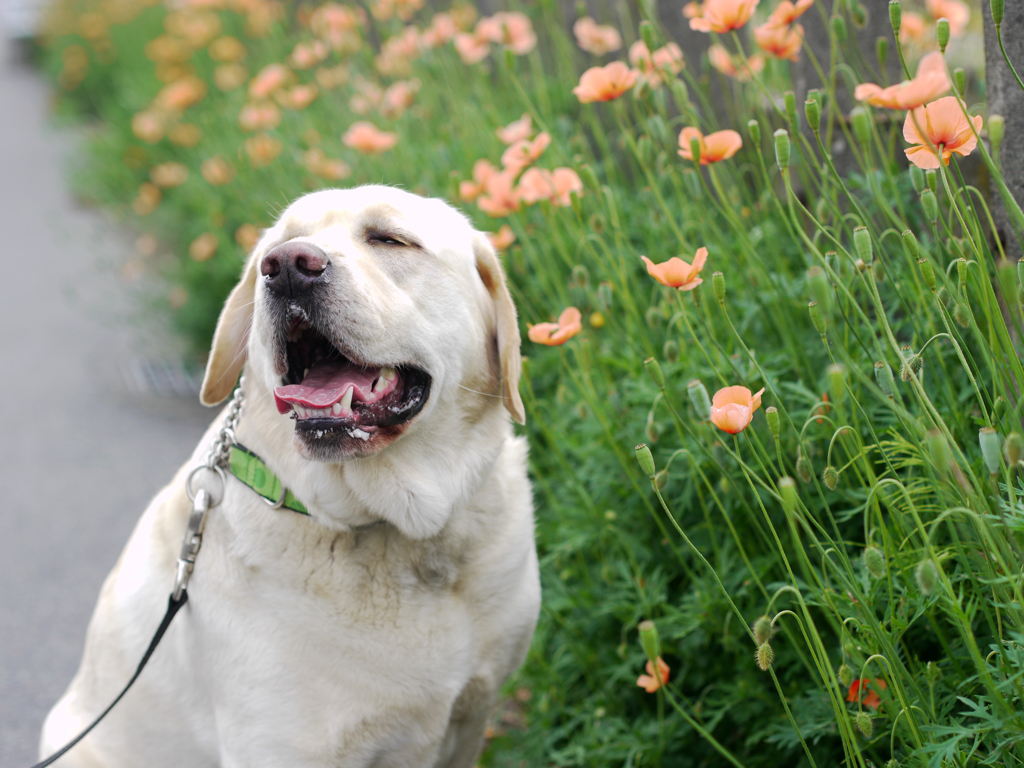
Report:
228,444,309,515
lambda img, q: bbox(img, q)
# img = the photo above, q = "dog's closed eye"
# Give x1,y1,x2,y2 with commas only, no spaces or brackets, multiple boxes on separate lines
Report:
366,229,419,248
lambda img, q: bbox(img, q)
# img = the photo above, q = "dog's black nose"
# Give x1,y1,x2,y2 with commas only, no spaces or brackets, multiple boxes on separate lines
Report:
261,242,330,298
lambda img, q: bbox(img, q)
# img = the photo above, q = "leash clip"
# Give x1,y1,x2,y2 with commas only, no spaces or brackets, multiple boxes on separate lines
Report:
173,488,211,601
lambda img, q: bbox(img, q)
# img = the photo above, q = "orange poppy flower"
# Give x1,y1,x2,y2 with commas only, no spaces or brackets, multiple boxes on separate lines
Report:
710,385,765,434
496,113,533,145
678,126,743,164
238,101,281,131
903,96,982,169
690,0,759,33
854,51,949,110
518,167,583,207
248,63,291,99
453,31,489,63
573,16,622,55
641,248,707,291
767,0,814,25
899,12,927,43
629,41,685,87
637,657,671,693
342,121,398,153
528,307,582,346
477,12,536,55
501,131,551,174
926,0,969,35
847,678,887,711
487,225,516,251
754,21,803,61
459,159,497,203
477,169,522,217
708,44,764,81
683,1,703,18
572,61,639,103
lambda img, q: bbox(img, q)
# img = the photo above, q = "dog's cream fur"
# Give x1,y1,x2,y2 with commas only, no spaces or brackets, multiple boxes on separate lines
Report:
40,186,540,767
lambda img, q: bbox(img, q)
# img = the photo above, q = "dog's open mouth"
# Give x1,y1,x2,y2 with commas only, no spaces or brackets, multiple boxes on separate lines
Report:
273,321,431,440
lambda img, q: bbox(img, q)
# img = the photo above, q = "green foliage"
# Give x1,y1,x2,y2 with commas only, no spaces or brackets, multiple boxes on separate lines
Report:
39,0,1024,766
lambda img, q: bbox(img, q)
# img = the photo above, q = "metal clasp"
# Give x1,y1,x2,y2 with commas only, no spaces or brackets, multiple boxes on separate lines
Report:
173,487,211,601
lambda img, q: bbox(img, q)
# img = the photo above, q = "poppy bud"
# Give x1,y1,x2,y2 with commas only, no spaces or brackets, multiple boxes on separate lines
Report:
850,106,870,145
579,164,599,190
887,760,901,768
876,37,888,69
766,406,780,438
753,615,772,645
863,546,886,579
796,449,812,482
956,257,968,291
663,338,680,363
646,420,663,444
774,128,791,168
645,306,663,328
654,468,669,489
815,198,830,222
670,80,691,112
805,98,821,133
635,443,656,477
915,559,939,596
808,266,832,312
910,164,924,192
644,357,665,389
837,663,853,687
832,14,847,43
688,136,702,165
856,711,874,738
596,281,613,311
638,619,660,663
807,302,826,338
994,395,1008,423
916,259,935,294
979,427,1002,474
713,271,726,303
927,430,950,477
920,189,938,222
640,20,658,53
828,364,845,404
993,0,1005,25
823,465,839,490
637,135,654,165
779,475,798,514
688,379,711,420
875,361,895,398
851,2,867,27
953,302,971,328
746,120,762,147
990,114,1005,156
785,91,799,132
872,260,885,283
953,67,965,97
756,641,774,671
926,169,938,192
888,0,901,34
1004,432,1024,467
853,226,872,264
936,17,949,53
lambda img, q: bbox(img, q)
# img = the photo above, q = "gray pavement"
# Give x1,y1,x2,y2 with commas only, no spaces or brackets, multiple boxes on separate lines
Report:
0,36,214,764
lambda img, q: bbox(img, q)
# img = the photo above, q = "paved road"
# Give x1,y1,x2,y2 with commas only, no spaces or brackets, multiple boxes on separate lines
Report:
0,36,214,764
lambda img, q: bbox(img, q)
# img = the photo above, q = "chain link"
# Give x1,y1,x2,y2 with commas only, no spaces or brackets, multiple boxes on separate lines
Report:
204,375,245,469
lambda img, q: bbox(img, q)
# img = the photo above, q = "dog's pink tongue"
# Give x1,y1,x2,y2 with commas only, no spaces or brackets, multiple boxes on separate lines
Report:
274,360,378,413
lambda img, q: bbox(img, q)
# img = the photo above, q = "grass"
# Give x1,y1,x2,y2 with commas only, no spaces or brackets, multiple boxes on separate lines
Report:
37,0,1024,765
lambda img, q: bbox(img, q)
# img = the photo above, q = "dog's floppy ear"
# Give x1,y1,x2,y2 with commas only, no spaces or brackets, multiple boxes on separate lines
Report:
200,255,258,406
473,233,526,425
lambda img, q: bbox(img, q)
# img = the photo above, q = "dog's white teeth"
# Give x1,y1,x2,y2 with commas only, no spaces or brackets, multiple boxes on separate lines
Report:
303,368,310,379
332,401,342,415
339,386,354,414
381,366,397,381
372,376,386,394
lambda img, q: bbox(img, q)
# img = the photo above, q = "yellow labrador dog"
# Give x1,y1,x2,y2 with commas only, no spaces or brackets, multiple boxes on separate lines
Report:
41,186,540,767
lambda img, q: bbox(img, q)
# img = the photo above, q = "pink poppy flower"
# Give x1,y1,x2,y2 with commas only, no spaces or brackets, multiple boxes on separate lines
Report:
573,16,622,55
497,113,534,145
678,126,743,164
854,51,949,110
641,248,708,291
903,96,982,169
573,61,639,103
690,0,759,33
342,121,398,153
710,386,765,434
528,307,582,345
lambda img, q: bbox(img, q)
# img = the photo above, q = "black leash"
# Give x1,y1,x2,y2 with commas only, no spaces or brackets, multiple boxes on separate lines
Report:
31,591,189,768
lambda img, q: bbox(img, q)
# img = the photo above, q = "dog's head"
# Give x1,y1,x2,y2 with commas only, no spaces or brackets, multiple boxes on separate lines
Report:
199,186,524,470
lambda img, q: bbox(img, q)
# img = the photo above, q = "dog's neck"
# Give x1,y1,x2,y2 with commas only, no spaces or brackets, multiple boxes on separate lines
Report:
229,377,512,540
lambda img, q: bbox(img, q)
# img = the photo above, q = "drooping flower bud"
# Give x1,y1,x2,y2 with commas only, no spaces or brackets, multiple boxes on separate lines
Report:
713,271,726,303
808,266,832,314
753,615,772,645
853,226,872,264
919,259,936,290
990,114,1005,156
875,361,895,398
785,91,799,132
670,80,691,112
579,164,599,190
953,67,965,97
994,395,1008,423
910,164,924,192
805,98,821,133
851,106,871,145
915,559,940,596
837,663,853,688
779,475,799,513
979,427,1003,474
953,302,971,327
646,420,663,444
640,20,658,53
926,169,938,192
774,128,791,168
687,379,711,420
832,14,847,43
827,364,845,404
765,406,780,439
901,229,920,259
856,711,874,737
638,619,660,662
756,641,775,671
823,465,839,489
936,17,950,53
851,3,867,27
654,468,669,489
809,301,827,336
796,449,812,482
956,257,969,291
747,118,761,145
663,338,680,363
645,306,663,327
635,443,656,477
644,357,665,389
872,260,886,283
637,135,654,165
863,546,886,579
928,429,950,477
876,37,888,69
1004,432,1024,467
